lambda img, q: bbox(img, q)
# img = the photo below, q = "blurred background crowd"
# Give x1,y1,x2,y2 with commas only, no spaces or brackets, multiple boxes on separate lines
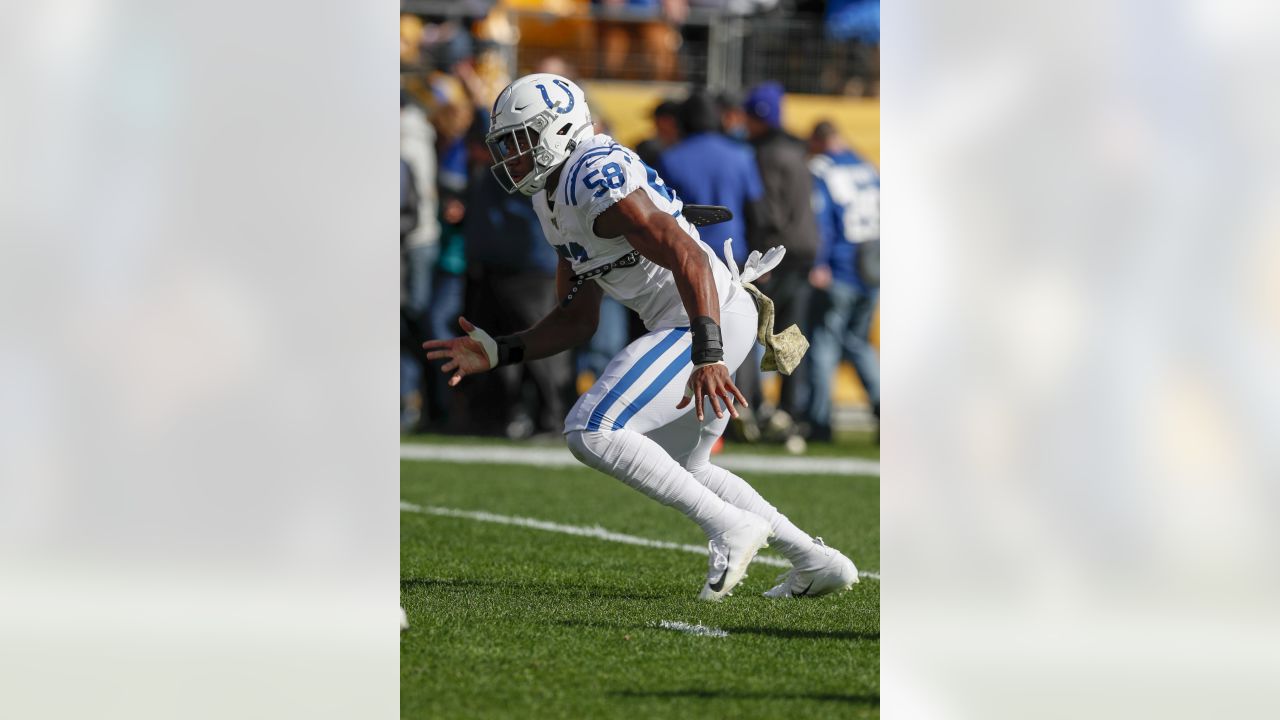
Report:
400,0,880,452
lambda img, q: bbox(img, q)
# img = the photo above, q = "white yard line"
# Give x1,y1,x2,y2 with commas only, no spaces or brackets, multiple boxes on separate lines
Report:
401,443,879,477
651,620,729,638
401,501,880,580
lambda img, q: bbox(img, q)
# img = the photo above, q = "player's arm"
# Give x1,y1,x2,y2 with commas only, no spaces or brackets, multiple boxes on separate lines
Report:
512,257,603,360
594,189,748,421
423,258,600,387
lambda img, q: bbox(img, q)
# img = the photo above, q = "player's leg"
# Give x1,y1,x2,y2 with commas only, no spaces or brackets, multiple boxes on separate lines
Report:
685,415,858,597
563,321,770,599
644,292,859,598
649,411,820,562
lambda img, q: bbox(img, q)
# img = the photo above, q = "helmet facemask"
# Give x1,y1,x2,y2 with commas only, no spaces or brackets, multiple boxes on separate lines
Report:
487,107,581,196
483,109,550,194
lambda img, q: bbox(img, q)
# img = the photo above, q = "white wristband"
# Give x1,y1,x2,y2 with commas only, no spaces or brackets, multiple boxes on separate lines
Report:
466,324,499,369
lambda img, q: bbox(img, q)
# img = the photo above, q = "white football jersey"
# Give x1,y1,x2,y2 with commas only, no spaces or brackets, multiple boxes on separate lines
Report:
532,134,740,330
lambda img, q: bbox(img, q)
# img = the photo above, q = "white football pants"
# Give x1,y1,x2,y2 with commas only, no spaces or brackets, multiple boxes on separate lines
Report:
565,290,818,562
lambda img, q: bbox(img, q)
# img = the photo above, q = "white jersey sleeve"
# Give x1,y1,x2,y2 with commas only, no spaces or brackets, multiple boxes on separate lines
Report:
535,134,742,330
563,141,649,225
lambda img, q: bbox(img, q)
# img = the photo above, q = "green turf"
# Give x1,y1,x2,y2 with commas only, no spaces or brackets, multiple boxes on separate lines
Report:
401,456,879,719
400,429,880,460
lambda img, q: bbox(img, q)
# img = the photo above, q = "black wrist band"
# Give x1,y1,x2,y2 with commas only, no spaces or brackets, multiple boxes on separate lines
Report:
496,335,526,366
690,316,724,366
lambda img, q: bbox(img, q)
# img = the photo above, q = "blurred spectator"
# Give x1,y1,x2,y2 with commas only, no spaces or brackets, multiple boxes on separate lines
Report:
534,54,581,80
659,89,769,440
593,0,688,81
636,99,682,168
805,120,879,441
657,89,764,267
401,158,423,432
716,89,749,142
577,296,632,387
401,93,441,300
400,158,419,239
743,82,820,441
460,116,573,438
401,14,425,68
400,91,441,432
420,20,477,74
688,0,779,13
454,54,511,115
824,0,879,95
825,0,879,44
422,183,469,433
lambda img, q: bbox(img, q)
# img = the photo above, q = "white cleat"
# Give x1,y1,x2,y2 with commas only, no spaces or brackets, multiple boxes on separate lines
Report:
762,538,859,599
400,606,409,631
698,512,772,602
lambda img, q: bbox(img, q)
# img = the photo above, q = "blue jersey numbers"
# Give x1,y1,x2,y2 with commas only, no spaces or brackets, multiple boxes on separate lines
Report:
643,163,677,203
583,162,625,198
555,241,590,262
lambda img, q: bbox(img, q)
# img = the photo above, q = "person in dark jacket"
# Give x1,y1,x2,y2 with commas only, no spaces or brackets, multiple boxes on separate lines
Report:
400,158,419,239
743,82,821,443
460,118,574,438
401,158,424,432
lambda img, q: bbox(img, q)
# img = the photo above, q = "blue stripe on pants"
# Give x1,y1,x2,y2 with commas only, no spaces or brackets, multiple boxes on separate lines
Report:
612,346,692,430
586,328,688,431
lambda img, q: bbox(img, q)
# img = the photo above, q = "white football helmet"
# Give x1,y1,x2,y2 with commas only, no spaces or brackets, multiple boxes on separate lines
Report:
486,73,594,196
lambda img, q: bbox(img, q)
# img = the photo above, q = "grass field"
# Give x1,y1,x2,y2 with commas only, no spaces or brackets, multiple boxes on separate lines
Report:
401,438,880,719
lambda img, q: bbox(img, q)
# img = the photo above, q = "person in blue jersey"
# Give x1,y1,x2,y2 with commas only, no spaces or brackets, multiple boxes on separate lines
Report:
656,89,765,268
805,120,880,442
424,74,858,601
635,98,682,169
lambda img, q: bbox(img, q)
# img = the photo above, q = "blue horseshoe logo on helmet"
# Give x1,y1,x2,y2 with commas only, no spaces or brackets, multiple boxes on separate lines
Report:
536,79,576,114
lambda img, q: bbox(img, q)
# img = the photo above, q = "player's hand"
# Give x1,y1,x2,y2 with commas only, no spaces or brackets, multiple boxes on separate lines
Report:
677,362,749,422
423,317,493,387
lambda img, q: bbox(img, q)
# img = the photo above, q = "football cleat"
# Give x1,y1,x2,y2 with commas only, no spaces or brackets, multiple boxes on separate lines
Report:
698,512,772,602
762,538,858,599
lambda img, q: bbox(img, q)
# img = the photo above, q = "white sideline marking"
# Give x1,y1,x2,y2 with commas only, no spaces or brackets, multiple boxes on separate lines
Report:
400,443,879,477
401,501,881,580
651,620,728,638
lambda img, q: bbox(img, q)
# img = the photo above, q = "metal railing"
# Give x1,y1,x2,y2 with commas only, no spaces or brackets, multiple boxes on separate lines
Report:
400,2,877,94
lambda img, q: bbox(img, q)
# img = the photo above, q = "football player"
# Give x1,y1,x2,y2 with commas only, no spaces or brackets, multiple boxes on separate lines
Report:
424,74,857,600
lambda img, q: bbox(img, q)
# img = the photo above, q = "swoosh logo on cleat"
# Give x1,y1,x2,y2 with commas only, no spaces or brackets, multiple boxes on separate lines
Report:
514,103,530,112
708,551,730,592
792,579,815,597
